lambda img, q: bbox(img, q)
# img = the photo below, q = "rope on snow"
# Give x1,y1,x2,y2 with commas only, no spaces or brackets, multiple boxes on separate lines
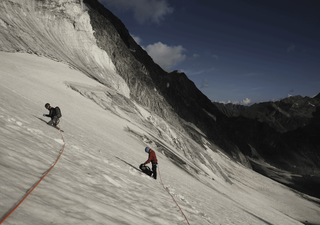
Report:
0,124,65,224
158,165,191,225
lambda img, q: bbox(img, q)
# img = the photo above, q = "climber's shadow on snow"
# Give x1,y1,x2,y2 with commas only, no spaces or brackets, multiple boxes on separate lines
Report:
116,157,141,172
116,157,153,177
33,115,48,124
241,209,274,225
33,115,64,132
116,157,140,172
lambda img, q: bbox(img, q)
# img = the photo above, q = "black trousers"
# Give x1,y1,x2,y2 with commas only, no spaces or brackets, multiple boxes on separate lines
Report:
47,117,60,127
152,163,157,179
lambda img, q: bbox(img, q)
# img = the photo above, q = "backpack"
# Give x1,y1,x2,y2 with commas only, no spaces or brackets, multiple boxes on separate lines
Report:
55,106,62,118
139,164,152,176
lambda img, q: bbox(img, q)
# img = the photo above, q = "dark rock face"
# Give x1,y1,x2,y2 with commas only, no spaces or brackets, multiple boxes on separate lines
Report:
214,98,320,198
276,106,320,173
212,103,248,118
83,0,173,118
214,95,320,176
214,95,320,133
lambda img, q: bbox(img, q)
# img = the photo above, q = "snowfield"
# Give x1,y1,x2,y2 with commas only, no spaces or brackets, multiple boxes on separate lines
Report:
1,52,320,225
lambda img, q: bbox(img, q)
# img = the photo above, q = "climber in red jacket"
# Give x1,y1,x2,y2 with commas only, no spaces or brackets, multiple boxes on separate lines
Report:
143,147,158,179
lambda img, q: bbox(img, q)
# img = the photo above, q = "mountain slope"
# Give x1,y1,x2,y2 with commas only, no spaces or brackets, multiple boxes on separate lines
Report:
1,51,320,225
0,0,250,169
0,0,129,96
0,0,320,224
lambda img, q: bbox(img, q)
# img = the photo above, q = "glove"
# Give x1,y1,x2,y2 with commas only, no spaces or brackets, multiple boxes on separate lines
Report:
43,114,46,117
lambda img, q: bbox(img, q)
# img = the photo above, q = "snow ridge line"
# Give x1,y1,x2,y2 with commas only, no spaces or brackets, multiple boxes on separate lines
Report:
0,125,66,224
158,166,191,225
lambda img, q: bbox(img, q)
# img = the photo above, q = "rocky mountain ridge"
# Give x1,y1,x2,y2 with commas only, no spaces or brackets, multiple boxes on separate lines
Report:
213,94,320,133
213,95,320,196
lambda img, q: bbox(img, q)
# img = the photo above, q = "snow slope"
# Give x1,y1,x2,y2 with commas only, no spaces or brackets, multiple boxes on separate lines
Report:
0,0,129,97
1,52,320,225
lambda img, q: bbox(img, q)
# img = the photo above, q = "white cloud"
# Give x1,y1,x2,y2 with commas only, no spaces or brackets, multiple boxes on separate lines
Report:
241,98,251,105
131,34,142,45
145,42,186,69
218,98,251,106
129,35,186,69
100,0,174,24
193,54,200,58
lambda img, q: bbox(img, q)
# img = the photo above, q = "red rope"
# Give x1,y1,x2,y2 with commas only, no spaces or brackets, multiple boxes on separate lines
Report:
158,165,191,225
0,125,65,224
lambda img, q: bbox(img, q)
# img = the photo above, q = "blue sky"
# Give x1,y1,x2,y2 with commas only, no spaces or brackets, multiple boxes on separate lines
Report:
98,0,320,105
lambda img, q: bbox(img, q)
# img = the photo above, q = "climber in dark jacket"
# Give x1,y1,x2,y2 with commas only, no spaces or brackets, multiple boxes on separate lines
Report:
43,103,60,127
142,147,158,179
